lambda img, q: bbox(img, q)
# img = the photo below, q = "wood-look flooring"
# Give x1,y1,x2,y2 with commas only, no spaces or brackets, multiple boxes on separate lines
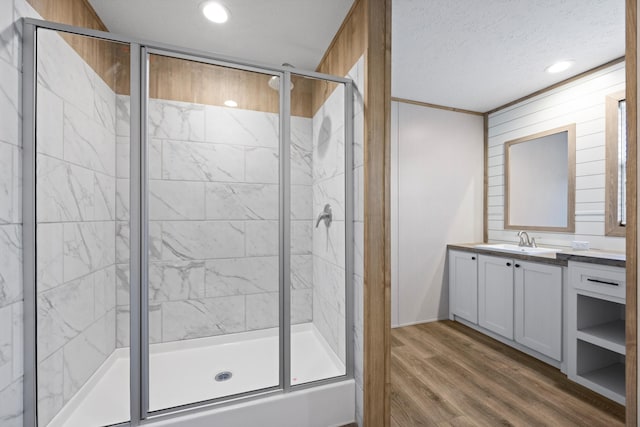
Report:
390,321,625,427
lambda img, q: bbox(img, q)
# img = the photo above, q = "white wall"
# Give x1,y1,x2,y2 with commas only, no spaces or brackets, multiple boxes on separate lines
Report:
391,102,484,327
487,62,626,251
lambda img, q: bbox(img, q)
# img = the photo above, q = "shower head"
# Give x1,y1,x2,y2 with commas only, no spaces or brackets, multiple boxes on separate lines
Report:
268,76,281,91
268,63,295,91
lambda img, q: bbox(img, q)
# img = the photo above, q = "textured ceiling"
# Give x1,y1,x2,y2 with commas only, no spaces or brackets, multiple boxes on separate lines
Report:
88,0,624,112
87,0,354,70
392,0,625,112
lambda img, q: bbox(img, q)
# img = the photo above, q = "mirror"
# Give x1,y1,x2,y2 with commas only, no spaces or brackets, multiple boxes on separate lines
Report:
605,90,626,237
504,124,576,232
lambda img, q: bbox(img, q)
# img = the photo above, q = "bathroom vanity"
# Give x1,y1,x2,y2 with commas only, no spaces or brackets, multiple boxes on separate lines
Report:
567,260,626,404
447,244,626,405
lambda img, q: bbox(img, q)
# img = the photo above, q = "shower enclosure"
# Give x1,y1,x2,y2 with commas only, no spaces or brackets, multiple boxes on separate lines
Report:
22,18,354,427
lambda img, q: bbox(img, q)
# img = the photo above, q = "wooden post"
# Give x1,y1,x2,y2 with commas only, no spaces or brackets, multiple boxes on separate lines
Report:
626,0,638,425
363,0,392,425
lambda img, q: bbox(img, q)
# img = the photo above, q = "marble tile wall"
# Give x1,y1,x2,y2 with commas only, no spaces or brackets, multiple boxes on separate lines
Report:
33,27,120,426
114,97,314,345
1,1,36,425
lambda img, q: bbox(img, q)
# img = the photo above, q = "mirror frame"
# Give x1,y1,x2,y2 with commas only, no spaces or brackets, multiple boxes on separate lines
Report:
504,124,576,232
605,90,626,237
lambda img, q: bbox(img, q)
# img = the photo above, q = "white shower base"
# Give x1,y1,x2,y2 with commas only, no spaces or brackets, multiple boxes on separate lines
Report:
48,323,346,427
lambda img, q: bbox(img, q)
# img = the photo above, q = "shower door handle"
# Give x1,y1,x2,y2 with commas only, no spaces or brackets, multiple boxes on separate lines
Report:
316,204,333,228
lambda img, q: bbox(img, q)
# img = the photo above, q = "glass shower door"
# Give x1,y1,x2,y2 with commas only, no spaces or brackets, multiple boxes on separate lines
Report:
25,19,354,427
144,52,282,412
289,75,349,385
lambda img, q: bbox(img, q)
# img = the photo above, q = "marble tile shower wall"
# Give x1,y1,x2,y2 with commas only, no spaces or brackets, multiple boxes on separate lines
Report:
34,29,119,426
114,96,314,345
0,0,33,424
312,83,346,364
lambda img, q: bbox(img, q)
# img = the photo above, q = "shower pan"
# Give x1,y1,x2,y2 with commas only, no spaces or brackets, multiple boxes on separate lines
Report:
22,18,355,427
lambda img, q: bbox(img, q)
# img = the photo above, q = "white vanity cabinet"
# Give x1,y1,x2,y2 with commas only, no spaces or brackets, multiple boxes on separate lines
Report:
478,255,514,339
448,247,626,403
477,255,562,360
448,249,564,364
449,250,478,323
514,261,562,361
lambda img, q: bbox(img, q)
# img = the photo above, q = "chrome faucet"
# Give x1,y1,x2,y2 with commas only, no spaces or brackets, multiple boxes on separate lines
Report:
517,231,537,248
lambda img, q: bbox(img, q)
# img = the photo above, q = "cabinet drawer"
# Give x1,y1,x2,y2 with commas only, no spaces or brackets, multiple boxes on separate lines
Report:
570,263,625,300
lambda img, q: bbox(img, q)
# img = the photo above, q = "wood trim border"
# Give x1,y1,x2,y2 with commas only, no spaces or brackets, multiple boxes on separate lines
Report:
363,0,392,425
26,0,119,90
625,0,637,425
391,97,484,116
316,0,364,75
503,124,577,233
486,57,626,115
484,114,489,243
314,0,365,114
605,90,628,237
395,58,624,119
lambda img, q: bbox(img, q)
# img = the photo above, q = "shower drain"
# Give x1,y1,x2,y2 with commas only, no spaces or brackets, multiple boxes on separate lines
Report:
214,371,233,382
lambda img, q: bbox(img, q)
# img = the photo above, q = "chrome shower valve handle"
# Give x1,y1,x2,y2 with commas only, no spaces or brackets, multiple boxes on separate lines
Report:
315,204,332,228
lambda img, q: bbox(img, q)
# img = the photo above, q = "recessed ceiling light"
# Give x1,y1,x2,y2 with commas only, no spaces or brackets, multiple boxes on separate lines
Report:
201,2,230,24
545,60,574,74
224,99,238,108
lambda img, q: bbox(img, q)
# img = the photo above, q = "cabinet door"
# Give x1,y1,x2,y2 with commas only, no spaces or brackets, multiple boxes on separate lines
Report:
478,255,514,339
449,250,478,323
515,261,562,360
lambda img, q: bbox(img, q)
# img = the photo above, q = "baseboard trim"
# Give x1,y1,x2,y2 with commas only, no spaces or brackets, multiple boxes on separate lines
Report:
392,317,447,329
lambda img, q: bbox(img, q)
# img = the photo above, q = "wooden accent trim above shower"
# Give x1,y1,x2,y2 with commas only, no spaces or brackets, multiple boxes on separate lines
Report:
25,0,362,118
26,0,121,92
313,0,366,115
26,0,316,117
114,52,315,117
27,0,106,31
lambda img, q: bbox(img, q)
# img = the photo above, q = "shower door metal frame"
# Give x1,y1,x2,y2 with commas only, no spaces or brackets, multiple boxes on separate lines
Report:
21,17,355,427
138,47,293,419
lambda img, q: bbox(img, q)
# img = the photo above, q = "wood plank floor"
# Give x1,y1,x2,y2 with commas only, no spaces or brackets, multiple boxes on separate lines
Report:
390,321,625,427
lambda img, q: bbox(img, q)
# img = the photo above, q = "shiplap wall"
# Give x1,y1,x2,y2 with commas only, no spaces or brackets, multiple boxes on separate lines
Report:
487,62,626,251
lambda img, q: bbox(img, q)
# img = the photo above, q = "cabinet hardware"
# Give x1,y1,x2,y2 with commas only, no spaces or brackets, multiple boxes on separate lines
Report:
586,278,619,287
506,262,512,267
471,256,476,260
515,264,520,268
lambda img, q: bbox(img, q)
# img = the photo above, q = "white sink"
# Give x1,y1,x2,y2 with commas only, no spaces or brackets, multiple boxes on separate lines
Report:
474,243,561,255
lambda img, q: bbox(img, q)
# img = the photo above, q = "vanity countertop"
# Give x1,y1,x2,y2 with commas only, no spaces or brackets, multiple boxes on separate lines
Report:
447,243,625,268
555,250,625,268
